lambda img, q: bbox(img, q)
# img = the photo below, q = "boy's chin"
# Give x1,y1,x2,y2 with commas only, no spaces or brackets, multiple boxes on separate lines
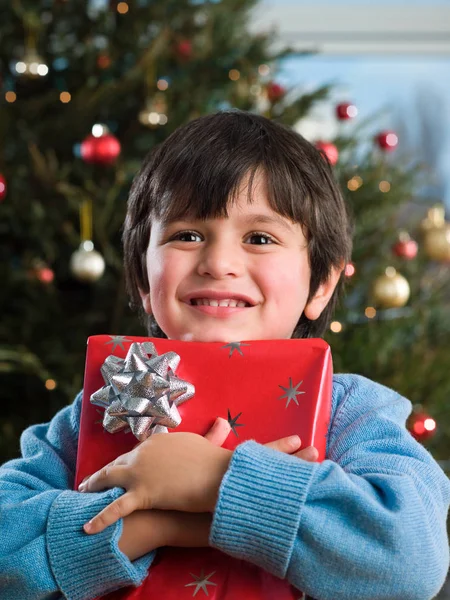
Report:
172,331,252,343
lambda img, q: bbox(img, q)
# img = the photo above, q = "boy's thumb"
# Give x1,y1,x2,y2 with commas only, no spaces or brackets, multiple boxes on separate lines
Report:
204,417,231,446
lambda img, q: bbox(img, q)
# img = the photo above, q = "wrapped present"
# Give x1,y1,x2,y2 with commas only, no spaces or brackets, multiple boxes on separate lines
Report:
76,335,333,600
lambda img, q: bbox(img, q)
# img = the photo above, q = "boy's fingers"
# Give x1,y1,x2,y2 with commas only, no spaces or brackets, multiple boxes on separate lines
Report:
78,464,128,493
83,493,137,534
204,417,231,446
292,446,319,462
265,435,301,454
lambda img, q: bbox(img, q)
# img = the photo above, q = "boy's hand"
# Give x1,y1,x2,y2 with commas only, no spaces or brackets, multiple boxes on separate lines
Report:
80,418,233,533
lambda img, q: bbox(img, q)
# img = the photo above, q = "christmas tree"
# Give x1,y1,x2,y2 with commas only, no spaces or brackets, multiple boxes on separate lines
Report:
1,0,449,480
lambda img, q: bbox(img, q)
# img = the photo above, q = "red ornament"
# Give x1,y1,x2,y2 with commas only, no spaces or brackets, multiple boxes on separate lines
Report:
97,53,111,69
344,262,356,277
315,141,339,166
392,232,418,260
409,411,437,441
0,173,6,201
36,267,55,284
175,40,192,60
266,82,286,103
336,102,358,120
81,129,121,166
376,130,398,152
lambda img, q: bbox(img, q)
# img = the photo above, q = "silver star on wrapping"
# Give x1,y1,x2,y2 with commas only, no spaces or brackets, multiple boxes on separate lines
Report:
104,335,133,352
278,377,305,408
91,341,195,442
185,570,217,597
221,341,250,357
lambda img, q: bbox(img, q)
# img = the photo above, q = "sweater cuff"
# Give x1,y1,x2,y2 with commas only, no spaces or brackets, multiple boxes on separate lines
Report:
47,488,154,600
210,440,316,578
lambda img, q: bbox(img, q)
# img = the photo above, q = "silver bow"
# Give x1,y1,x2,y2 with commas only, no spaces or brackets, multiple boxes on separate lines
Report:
91,341,195,441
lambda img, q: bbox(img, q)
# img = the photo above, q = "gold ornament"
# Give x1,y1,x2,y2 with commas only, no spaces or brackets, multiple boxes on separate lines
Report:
421,204,450,263
372,267,410,308
420,204,445,232
70,241,105,283
139,93,168,128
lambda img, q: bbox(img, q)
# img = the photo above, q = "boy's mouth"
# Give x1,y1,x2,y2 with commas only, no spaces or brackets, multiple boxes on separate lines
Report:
184,290,256,308
190,298,251,308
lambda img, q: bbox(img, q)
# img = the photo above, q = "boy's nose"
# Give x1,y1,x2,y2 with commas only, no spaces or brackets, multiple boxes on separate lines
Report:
196,242,245,279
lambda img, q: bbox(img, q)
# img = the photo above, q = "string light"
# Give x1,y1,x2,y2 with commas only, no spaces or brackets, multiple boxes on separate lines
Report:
365,307,377,319
5,91,16,103
117,2,129,14
258,64,270,76
92,124,107,137
45,379,57,390
379,180,391,193
228,69,240,81
330,321,343,333
60,91,71,103
157,78,169,91
347,175,363,191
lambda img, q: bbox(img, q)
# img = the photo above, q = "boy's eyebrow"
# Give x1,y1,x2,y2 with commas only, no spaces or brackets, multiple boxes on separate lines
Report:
241,214,295,232
161,213,295,232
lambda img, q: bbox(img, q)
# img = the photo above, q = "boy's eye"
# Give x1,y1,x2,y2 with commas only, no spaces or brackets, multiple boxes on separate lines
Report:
172,231,202,242
245,232,275,245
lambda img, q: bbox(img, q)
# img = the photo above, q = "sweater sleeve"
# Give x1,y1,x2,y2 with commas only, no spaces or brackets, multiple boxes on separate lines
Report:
0,392,155,600
210,374,450,600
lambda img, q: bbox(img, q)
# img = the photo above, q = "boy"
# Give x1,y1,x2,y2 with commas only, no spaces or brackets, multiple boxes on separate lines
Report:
1,111,449,600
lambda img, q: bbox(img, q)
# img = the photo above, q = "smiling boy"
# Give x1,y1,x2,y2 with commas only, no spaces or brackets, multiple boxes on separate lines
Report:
0,111,449,600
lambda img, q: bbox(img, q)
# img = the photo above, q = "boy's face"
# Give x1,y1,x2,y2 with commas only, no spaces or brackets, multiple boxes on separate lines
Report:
140,172,339,342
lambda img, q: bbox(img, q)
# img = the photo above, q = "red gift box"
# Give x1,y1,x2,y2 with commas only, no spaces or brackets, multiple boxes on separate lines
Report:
76,335,332,600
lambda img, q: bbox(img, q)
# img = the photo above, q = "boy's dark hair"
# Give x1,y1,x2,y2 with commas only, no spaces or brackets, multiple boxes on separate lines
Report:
123,110,353,339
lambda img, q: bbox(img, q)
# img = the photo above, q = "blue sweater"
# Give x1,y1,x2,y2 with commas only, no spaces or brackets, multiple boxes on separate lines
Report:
0,374,449,600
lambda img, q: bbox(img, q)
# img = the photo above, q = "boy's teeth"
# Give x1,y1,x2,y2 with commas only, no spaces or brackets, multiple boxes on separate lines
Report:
192,298,249,307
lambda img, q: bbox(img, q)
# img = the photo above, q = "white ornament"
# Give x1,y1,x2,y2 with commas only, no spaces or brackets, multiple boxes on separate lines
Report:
70,241,105,282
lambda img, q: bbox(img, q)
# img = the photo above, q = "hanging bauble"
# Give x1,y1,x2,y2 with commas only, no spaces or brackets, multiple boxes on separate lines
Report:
421,205,450,263
420,204,445,232
70,241,105,282
372,266,410,308
408,408,437,441
336,102,358,120
266,82,286,103
175,39,193,61
375,130,398,152
97,53,111,69
315,141,339,166
0,174,6,201
80,124,121,166
344,262,356,277
14,48,49,79
392,231,418,260
423,224,450,262
28,260,55,284
35,266,55,284
138,93,168,128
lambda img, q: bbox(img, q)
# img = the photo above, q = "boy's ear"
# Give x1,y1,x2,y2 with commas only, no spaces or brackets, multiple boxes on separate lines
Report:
138,287,152,315
303,265,344,321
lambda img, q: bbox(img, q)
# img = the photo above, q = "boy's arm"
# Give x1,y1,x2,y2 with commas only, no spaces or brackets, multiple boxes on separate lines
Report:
210,374,450,600
0,392,154,600
120,510,211,560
